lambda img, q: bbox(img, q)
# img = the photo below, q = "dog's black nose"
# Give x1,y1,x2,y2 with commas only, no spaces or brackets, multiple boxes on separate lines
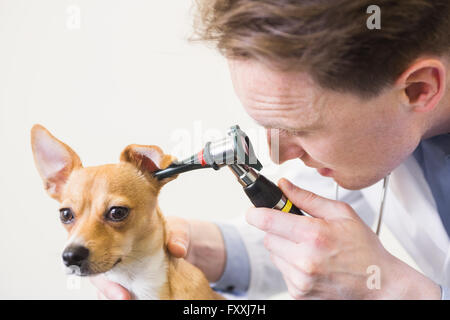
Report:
62,245,90,267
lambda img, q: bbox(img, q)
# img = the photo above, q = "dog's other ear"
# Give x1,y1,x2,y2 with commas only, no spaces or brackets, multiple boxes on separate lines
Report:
31,124,82,201
120,144,177,185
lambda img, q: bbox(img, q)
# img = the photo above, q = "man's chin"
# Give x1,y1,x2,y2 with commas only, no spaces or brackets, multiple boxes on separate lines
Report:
333,175,385,191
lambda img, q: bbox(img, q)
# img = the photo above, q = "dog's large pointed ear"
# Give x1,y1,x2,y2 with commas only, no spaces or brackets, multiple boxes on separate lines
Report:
31,124,82,201
120,144,177,186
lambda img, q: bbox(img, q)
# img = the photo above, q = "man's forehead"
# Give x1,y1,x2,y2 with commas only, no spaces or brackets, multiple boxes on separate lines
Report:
244,94,324,132
230,58,318,93
246,98,323,133
236,69,316,98
229,59,324,130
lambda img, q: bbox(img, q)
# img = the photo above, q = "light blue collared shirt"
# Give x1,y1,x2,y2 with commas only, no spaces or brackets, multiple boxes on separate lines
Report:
211,224,250,295
413,133,450,300
413,134,450,237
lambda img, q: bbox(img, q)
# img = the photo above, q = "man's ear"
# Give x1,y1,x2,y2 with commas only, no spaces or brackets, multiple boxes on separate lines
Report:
396,58,446,112
120,144,177,185
31,124,82,201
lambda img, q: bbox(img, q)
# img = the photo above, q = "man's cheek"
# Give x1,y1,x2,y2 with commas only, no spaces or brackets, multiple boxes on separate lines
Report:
307,137,349,164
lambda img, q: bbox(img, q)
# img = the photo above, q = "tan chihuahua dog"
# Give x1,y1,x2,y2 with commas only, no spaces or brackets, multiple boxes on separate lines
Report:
31,124,222,300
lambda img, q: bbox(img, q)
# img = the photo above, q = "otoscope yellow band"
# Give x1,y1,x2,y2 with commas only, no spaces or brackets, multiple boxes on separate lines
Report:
281,199,293,213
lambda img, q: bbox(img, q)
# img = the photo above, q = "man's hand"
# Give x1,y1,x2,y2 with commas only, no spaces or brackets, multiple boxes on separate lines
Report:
246,178,441,299
91,216,225,299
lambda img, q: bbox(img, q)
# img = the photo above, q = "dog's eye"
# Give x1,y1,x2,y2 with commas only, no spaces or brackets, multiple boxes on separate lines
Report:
106,206,129,222
59,208,74,224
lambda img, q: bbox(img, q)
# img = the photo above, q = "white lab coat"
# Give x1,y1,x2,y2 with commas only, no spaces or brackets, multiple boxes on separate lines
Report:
231,154,450,299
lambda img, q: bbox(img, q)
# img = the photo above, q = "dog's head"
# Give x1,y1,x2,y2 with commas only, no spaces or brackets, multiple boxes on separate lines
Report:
31,124,176,276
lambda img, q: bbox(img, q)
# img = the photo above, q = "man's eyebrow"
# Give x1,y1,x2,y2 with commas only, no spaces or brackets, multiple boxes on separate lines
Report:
253,120,315,132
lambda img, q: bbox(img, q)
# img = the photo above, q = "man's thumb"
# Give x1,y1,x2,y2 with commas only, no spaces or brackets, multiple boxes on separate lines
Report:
278,178,348,219
165,216,190,258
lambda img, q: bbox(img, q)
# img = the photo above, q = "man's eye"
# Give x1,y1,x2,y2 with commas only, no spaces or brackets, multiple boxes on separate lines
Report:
59,208,75,224
105,207,130,222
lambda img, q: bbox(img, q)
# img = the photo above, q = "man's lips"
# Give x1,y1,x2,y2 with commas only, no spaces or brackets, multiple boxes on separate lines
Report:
317,168,333,177
301,158,333,177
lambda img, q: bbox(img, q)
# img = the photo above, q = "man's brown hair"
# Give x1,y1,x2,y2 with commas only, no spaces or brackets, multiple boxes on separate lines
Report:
194,0,450,98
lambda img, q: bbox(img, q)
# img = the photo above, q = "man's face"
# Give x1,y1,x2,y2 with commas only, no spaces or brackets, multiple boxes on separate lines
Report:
229,59,421,190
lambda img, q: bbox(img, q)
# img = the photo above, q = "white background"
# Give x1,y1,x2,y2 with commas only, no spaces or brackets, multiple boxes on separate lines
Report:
0,0,418,299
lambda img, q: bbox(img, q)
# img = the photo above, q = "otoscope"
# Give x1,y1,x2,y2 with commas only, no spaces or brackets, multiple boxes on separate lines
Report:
153,125,304,215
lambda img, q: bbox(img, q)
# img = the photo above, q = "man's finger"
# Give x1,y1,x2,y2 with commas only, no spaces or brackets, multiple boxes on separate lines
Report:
90,275,131,300
278,178,352,219
165,216,191,258
270,253,314,295
246,207,323,243
265,233,324,275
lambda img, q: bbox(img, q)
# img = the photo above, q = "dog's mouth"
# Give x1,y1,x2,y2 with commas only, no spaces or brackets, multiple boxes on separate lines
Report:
112,258,122,267
65,264,92,277
65,258,123,277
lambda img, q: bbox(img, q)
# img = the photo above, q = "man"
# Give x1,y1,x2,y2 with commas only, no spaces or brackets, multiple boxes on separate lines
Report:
93,0,450,299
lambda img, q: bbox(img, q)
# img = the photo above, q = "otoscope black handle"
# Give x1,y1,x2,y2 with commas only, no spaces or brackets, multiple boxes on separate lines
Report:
243,174,304,215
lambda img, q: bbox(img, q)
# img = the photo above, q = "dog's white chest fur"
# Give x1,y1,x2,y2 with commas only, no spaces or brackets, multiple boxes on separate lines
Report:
104,248,168,300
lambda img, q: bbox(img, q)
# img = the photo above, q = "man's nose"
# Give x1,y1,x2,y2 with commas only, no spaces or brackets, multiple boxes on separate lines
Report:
62,245,90,267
